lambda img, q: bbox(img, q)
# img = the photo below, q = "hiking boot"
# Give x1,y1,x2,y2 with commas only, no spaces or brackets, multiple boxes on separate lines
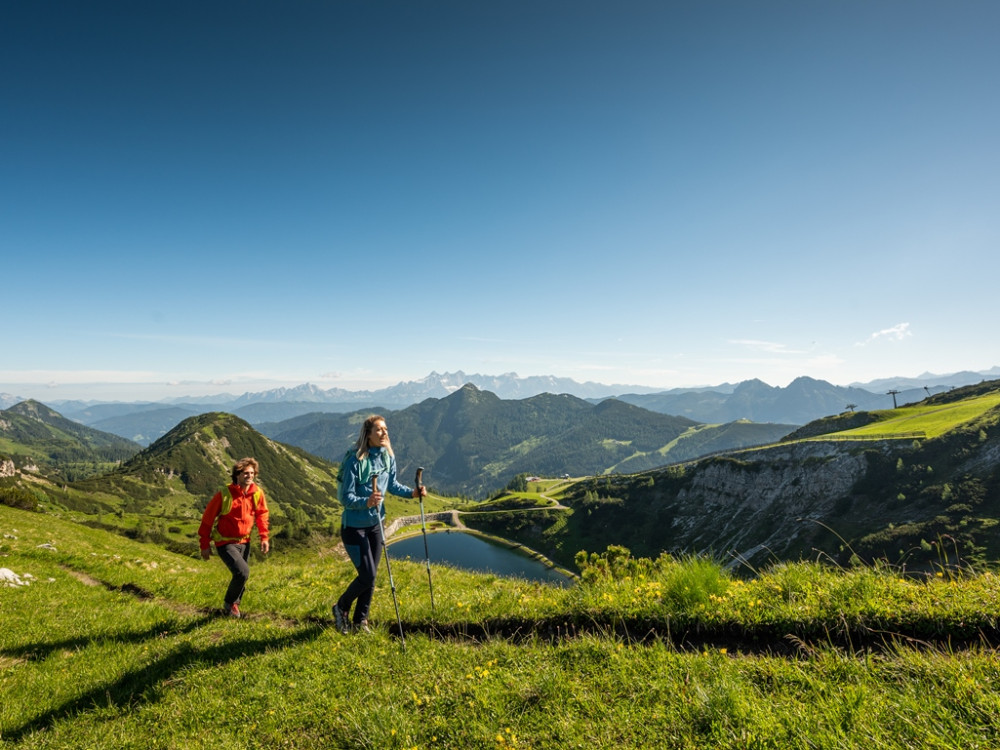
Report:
333,604,350,635
353,619,372,635
224,602,242,618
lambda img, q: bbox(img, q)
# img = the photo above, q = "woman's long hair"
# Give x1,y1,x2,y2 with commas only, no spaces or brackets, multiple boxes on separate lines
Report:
354,414,393,461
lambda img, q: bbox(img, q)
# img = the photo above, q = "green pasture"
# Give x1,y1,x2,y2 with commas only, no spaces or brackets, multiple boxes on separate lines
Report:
817,392,1000,440
4,505,1000,749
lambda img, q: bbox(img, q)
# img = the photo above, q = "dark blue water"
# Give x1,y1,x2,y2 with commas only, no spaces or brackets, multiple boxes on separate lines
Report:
389,531,571,586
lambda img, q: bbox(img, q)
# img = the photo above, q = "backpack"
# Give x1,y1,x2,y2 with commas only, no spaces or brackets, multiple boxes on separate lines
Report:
210,485,263,543
218,485,263,515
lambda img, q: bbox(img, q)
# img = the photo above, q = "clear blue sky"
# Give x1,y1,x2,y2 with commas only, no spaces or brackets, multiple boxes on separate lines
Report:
2,0,998,402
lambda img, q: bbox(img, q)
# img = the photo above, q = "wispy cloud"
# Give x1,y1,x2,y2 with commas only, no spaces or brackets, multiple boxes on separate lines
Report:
856,323,912,347
166,379,233,387
729,339,806,355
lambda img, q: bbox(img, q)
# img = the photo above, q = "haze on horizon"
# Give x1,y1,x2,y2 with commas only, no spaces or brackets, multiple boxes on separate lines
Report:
2,365,998,406
2,1,998,404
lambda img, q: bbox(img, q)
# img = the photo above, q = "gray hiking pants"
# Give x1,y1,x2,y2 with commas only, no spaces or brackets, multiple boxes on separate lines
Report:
217,542,250,606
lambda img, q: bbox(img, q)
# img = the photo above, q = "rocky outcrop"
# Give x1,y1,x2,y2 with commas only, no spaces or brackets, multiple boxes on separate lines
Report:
662,441,886,567
0,458,16,478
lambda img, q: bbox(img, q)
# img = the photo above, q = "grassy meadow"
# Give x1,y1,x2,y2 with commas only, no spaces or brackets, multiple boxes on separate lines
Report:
808,392,1000,441
3,504,1000,749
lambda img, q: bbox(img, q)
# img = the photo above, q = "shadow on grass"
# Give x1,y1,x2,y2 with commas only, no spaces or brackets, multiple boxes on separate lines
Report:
4,622,325,744
390,615,1000,655
0,615,215,663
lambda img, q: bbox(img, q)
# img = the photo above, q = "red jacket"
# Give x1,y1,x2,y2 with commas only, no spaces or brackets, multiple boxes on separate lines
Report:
198,482,270,551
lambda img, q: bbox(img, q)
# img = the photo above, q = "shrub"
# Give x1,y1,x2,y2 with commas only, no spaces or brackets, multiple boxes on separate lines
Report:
0,486,39,511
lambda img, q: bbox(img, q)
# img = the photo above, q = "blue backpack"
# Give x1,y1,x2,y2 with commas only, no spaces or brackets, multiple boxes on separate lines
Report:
337,449,382,503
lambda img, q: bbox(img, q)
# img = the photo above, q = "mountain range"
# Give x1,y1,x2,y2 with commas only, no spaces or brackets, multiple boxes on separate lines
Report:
257,384,797,496
463,379,1000,571
612,376,930,424
3,376,1000,575
3,368,995,448
0,399,139,480
0,384,793,525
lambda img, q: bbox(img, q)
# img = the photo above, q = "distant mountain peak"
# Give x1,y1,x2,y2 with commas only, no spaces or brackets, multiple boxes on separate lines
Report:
6,399,63,422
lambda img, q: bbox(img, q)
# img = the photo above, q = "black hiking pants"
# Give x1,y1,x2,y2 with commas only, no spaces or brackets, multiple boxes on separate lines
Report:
338,523,382,624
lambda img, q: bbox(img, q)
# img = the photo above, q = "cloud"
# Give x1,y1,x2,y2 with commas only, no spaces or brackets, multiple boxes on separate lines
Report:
856,323,912,347
729,339,806,355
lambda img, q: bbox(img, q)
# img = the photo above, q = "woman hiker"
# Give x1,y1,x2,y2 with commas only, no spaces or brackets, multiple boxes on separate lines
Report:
198,457,270,617
333,415,426,634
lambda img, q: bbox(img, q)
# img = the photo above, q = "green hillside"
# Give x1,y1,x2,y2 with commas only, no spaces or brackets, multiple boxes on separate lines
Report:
3,505,1000,748
262,385,794,496
0,400,140,480
820,392,1000,439
2,410,467,555
783,384,1000,442
464,381,1000,572
2,412,344,552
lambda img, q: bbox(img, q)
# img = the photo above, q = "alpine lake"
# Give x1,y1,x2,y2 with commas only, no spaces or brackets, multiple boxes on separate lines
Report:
389,530,572,586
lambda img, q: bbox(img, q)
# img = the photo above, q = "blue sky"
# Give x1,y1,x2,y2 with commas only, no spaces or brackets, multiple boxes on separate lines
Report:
2,0,998,402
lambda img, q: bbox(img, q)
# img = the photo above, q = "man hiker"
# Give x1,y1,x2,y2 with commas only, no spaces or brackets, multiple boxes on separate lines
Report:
198,457,270,617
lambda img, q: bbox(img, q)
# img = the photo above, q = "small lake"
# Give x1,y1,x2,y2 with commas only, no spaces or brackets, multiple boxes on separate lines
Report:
389,531,572,586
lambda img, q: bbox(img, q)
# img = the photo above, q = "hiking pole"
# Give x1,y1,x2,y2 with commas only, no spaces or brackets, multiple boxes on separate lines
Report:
373,476,405,649
415,467,435,613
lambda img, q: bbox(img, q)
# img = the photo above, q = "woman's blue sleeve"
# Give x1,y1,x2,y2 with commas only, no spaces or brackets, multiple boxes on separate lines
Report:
387,456,413,498
341,458,368,510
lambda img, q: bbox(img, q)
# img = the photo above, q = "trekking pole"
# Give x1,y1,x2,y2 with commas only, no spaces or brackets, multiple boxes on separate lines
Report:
415,467,435,613
373,476,405,649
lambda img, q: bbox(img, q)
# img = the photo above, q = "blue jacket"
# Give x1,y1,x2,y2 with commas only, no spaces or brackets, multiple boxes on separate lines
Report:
339,447,413,529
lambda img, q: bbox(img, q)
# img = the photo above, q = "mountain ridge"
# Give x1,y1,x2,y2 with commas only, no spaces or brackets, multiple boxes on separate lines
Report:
7,367,987,448
5,380,1000,580
16,410,346,549
5,366,996,412
465,379,1000,571
259,384,796,496
0,399,141,480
